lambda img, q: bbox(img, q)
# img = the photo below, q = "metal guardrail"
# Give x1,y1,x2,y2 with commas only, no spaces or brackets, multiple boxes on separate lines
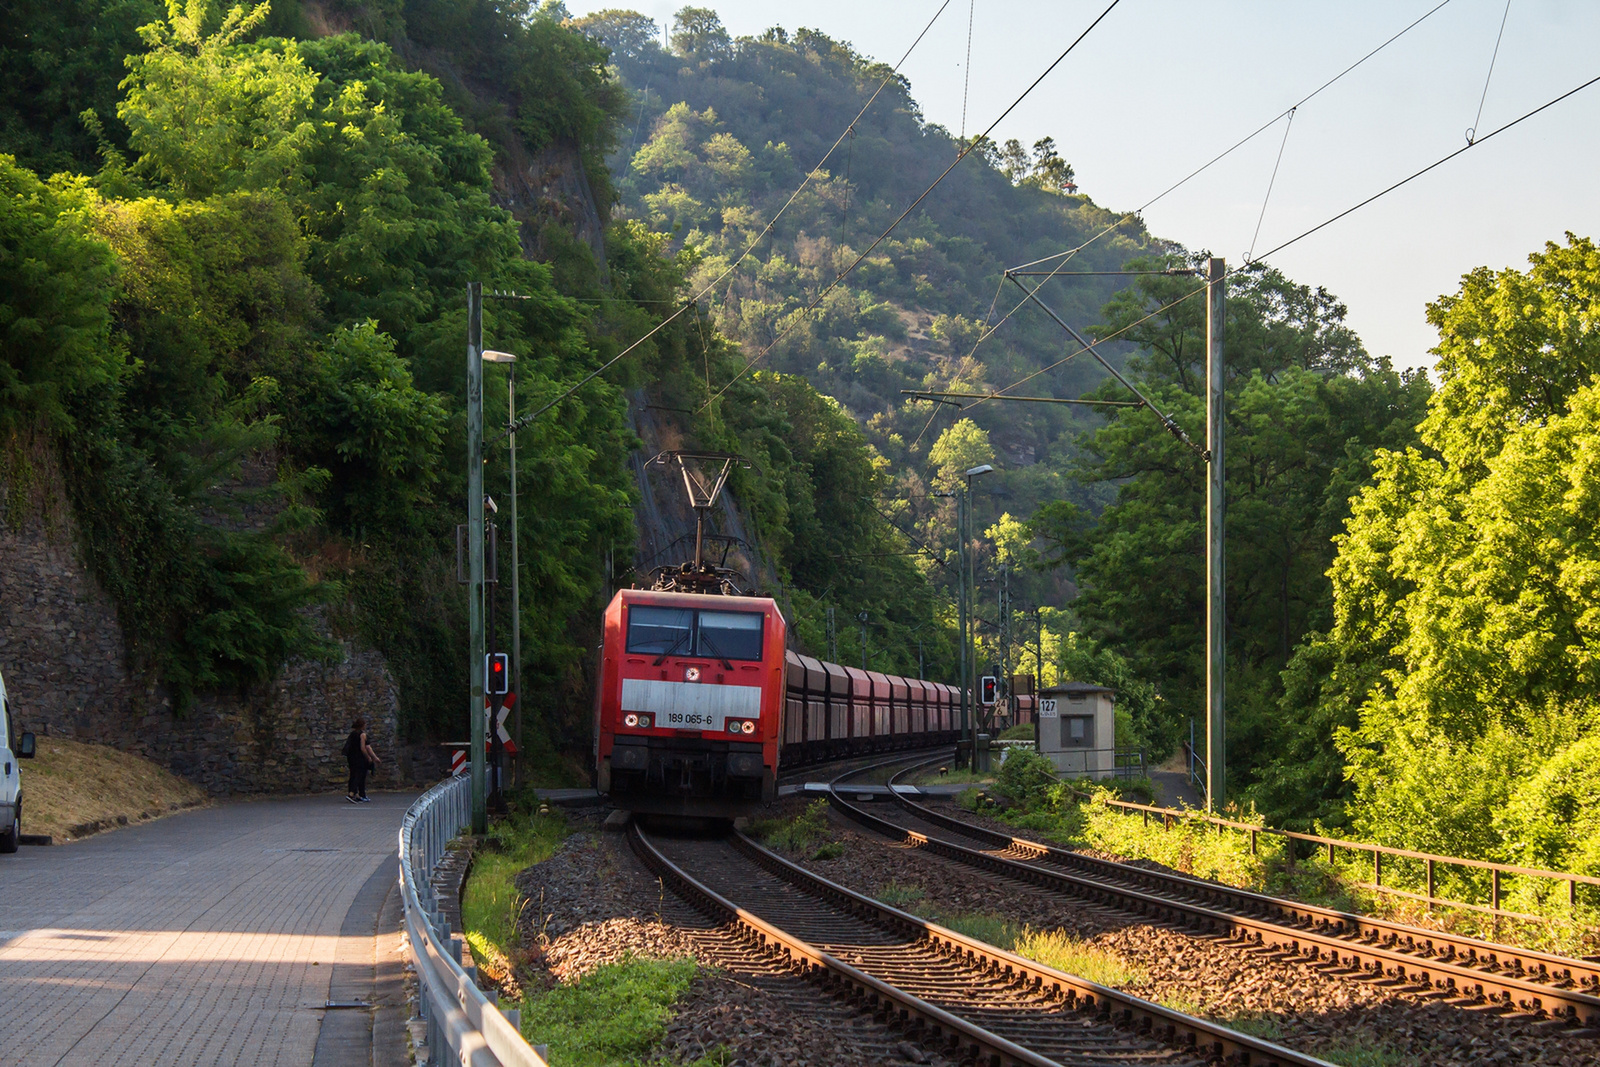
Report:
399,777,549,1067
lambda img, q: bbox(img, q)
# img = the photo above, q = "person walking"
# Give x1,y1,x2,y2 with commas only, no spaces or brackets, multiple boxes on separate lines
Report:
344,717,380,803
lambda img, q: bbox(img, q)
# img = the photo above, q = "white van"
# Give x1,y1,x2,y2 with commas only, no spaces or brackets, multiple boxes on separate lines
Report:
1,666,37,853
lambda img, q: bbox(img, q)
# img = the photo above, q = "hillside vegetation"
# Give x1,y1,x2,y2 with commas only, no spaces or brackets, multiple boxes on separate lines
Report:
577,9,1432,801
3,1,1597,883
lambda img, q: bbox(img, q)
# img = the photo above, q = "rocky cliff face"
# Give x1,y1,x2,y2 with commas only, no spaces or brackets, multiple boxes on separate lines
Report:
625,393,779,597
492,138,610,276
0,435,406,796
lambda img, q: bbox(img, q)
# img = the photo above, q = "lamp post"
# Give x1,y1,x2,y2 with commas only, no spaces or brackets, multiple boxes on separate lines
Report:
483,350,520,785
466,286,486,832
958,464,995,768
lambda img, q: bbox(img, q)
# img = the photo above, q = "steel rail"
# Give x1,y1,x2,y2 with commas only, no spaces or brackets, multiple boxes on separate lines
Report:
399,777,550,1067
628,821,1069,1067
883,767,1600,999
632,777,1334,1065
638,820,1327,1067
830,766,1600,1029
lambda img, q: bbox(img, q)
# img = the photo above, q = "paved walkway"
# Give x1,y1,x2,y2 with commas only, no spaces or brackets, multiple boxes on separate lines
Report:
0,792,417,1067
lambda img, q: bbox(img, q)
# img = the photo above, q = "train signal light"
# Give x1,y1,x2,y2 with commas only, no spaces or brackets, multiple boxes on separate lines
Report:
485,652,509,695
980,675,998,706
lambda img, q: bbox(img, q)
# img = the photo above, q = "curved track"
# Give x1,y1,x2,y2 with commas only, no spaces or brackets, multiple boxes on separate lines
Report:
825,758,1600,1031
629,757,1334,1067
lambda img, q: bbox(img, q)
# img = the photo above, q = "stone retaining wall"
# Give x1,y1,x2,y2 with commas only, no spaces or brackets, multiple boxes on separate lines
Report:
0,438,404,795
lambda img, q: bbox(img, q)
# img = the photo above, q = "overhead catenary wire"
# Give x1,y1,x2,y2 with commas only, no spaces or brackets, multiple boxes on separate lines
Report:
1009,0,1456,277
1467,0,1514,143
939,0,1459,400
495,0,957,443
959,0,975,144
1247,107,1295,263
697,0,1127,414
964,68,1600,423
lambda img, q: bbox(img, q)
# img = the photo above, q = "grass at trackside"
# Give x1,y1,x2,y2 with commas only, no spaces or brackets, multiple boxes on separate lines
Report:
749,798,845,859
873,881,1144,990
1013,928,1147,987
518,957,705,1067
459,804,569,984
22,735,206,841
901,765,998,787
986,752,1600,958
459,798,721,1066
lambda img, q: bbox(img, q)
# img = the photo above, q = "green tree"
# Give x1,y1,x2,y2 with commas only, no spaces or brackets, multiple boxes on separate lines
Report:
0,158,119,432
1318,233,1600,860
927,418,995,491
299,321,448,533
570,10,663,60
118,0,317,199
670,7,731,61
0,0,160,174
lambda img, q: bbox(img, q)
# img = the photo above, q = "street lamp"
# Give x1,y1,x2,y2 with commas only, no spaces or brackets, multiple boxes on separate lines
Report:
482,350,521,788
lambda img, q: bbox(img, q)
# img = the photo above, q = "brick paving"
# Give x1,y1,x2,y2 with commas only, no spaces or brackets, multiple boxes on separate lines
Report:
0,792,416,1067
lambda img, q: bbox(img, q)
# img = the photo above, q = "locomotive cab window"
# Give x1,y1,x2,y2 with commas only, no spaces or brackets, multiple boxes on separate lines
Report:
697,611,763,661
626,606,694,655
625,606,764,661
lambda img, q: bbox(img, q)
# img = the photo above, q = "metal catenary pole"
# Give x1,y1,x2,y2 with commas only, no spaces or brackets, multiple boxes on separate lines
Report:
957,488,970,765
466,283,487,834
1205,257,1226,812
999,563,1010,722
507,363,522,784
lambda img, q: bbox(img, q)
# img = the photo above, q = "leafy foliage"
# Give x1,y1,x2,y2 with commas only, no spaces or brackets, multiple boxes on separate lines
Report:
0,0,161,175
1031,256,1431,813
1318,240,1600,864
0,160,120,432
1,0,642,734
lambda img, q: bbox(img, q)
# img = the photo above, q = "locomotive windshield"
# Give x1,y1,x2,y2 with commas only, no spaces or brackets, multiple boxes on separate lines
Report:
625,605,764,661
697,610,764,661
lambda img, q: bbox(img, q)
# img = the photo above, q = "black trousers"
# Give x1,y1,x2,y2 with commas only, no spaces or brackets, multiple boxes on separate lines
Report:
347,760,369,797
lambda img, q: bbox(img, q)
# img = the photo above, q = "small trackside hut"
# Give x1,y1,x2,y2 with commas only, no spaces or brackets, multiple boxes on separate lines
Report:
1037,682,1117,779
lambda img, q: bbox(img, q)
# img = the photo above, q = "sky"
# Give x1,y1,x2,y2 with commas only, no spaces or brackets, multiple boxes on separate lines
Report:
561,1,1600,370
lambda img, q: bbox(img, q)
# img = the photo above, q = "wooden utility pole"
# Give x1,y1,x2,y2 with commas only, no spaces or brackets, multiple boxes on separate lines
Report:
466,282,487,834
1205,258,1226,812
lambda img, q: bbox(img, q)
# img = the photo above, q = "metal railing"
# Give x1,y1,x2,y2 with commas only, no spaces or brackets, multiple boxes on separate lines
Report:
400,777,549,1067
996,740,1147,780
1098,795,1600,921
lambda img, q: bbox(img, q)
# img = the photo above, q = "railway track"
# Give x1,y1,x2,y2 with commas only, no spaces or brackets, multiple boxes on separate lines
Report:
825,757,1600,1033
628,798,1333,1066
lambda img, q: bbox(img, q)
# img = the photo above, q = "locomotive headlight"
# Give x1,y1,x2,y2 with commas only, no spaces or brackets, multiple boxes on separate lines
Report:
727,719,742,733
639,714,653,727
741,720,756,734
684,666,701,682
624,713,638,727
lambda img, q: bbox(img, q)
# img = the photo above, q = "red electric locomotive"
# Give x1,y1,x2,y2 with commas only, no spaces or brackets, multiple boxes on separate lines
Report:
593,588,787,817
594,450,964,818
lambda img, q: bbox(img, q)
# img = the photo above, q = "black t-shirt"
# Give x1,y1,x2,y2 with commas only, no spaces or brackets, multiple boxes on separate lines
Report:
343,729,365,766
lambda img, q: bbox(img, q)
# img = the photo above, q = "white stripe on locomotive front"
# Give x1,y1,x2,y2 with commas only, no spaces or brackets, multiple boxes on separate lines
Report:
620,678,762,731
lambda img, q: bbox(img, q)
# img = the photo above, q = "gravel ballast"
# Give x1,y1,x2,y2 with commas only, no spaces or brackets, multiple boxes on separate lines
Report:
510,815,957,1066
789,799,1599,1066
